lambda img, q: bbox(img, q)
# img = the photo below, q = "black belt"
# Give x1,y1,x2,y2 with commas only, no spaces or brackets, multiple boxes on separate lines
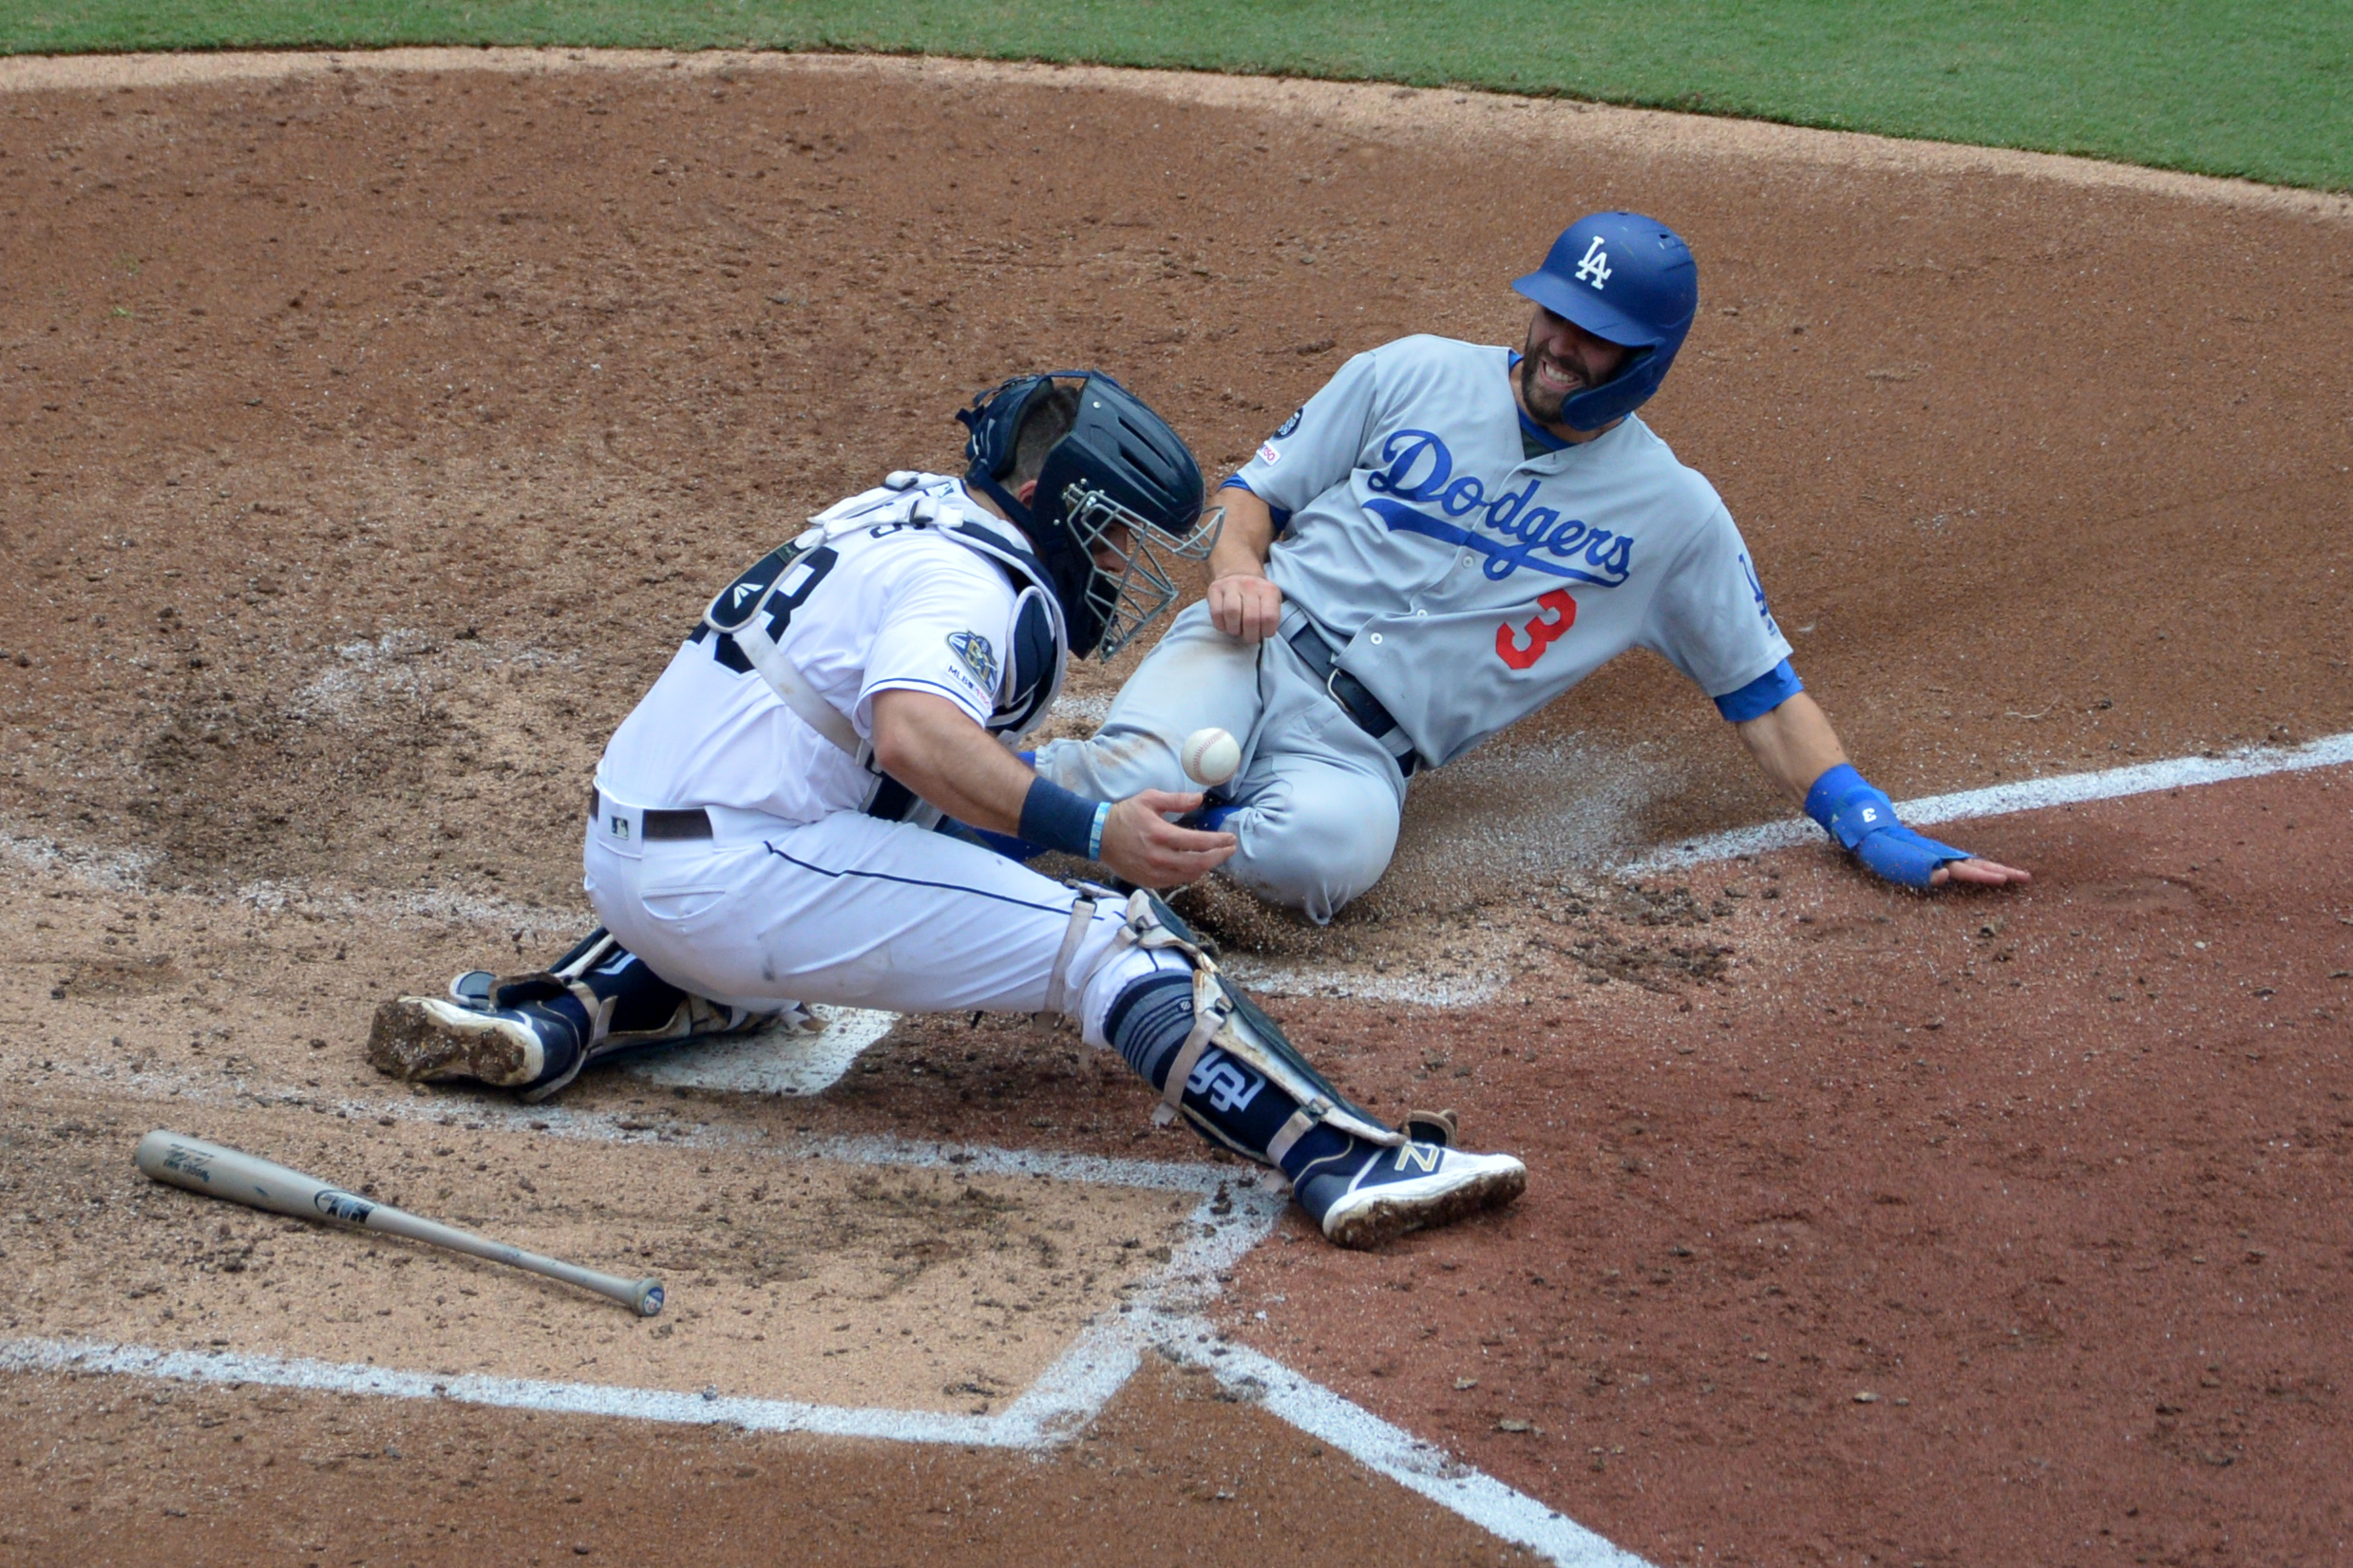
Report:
590,788,712,841
1282,622,1419,778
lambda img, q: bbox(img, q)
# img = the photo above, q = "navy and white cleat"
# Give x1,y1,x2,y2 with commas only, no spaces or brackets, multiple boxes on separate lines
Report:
446,970,496,1010
378,957,816,1100
1292,1140,1527,1250
367,992,592,1094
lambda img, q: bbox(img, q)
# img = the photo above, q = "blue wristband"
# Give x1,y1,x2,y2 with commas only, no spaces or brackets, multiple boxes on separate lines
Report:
1803,764,1894,849
1804,764,1973,889
1019,776,1110,860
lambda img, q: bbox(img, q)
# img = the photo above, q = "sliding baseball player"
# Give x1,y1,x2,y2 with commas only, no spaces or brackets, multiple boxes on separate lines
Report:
369,371,1524,1249
1032,212,2031,920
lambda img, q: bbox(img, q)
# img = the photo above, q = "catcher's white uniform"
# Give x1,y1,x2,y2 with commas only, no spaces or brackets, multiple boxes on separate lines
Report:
370,373,1531,1249
589,474,1173,1043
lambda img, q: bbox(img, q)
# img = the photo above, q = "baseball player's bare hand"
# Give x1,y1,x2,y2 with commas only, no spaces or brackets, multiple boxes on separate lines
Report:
1930,856,2033,887
1098,790,1236,889
1208,573,1285,642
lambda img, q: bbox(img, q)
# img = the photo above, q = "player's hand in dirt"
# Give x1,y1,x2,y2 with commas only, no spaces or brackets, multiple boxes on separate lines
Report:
1207,572,1286,642
1932,856,2033,887
1098,790,1236,888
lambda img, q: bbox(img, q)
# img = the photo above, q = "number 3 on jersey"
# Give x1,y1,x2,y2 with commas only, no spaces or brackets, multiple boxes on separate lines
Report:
1496,589,1577,671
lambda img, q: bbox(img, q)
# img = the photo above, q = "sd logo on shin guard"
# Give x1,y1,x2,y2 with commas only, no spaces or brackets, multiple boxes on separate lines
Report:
1186,1048,1264,1114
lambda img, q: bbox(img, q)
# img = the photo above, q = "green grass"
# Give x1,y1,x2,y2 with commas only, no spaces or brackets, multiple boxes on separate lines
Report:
5,1,2348,191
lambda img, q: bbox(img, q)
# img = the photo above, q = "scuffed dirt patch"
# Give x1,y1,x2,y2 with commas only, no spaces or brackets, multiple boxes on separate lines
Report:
6,1091,1189,1413
1,47,2350,1568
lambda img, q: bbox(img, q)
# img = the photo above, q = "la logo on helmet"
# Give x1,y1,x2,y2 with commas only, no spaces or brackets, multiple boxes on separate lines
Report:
1573,235,1612,289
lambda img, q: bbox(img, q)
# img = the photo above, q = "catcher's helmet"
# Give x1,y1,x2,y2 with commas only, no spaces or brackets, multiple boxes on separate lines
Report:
958,370,1219,658
1511,212,1698,430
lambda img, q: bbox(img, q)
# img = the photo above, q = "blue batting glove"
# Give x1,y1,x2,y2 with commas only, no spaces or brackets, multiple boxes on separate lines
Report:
1804,765,1972,889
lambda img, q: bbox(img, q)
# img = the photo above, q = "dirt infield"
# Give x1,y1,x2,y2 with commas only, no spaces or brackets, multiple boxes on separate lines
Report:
3,47,2350,1567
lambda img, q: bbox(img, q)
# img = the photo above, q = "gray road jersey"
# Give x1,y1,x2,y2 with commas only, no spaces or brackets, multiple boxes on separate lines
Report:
1235,334,1791,766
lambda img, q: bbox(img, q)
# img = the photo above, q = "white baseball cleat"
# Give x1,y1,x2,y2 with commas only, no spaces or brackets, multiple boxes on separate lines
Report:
1292,1140,1527,1250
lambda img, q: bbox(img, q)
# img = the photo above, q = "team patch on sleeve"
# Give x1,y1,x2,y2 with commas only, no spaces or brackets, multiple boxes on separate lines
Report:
1274,406,1303,439
1257,441,1282,465
945,629,1000,694
1739,553,1781,637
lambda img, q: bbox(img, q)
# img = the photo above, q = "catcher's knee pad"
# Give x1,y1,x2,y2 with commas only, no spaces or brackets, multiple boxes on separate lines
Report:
1113,891,1402,1164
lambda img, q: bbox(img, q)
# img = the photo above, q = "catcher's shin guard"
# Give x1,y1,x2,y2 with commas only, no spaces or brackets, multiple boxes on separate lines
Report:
368,930,805,1101
1101,968,1525,1247
1112,891,1398,1159
1102,894,1525,1247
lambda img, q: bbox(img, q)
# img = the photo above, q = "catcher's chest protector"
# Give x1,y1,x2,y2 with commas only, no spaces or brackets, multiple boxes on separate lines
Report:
697,474,1069,822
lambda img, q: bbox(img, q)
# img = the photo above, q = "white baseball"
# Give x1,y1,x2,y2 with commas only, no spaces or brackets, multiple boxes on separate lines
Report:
1179,727,1241,787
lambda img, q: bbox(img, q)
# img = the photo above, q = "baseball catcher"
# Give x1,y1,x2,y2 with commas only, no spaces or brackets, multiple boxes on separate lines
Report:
368,372,1525,1249
1031,213,2032,921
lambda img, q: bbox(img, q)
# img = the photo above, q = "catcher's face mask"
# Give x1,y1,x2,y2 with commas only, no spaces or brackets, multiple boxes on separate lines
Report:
958,369,1217,659
1061,477,1223,659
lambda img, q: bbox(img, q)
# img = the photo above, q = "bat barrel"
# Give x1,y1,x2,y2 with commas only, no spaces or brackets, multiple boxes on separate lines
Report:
135,1129,349,1222
135,1130,663,1316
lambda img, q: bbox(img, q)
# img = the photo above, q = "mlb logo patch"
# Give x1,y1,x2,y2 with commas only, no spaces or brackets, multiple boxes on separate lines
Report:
946,629,999,690
609,813,632,841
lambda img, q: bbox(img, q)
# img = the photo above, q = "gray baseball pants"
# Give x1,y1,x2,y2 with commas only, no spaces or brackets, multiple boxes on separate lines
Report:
1034,602,1408,924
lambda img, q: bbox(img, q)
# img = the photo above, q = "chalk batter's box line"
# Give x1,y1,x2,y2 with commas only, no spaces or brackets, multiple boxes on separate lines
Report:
1147,1315,1654,1568
22,726,2344,1558
0,1299,1651,1568
8,1076,1290,1436
35,1059,1274,1198
0,1180,1283,1450
1622,729,2353,876
53,732,2325,1559
1,1085,1646,1565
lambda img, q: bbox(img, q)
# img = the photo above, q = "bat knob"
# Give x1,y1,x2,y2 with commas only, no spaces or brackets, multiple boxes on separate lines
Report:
633,1279,665,1317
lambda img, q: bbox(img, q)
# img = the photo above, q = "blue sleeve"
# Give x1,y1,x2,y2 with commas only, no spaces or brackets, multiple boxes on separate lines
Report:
1219,476,1293,533
1713,658,1803,722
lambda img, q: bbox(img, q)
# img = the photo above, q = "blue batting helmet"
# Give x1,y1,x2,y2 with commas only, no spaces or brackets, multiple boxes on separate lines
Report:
1511,212,1698,430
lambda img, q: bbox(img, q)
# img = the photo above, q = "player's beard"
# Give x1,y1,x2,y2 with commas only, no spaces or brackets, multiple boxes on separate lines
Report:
1517,338,1593,426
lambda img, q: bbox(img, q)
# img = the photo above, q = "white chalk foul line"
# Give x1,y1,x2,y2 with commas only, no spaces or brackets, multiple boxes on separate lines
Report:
1148,1317,1653,1568
0,1099,1641,1564
0,1336,1021,1445
0,1173,1279,1450
1622,729,2353,876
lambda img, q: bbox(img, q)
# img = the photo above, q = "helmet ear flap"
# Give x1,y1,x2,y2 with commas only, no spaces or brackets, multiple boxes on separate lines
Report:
1511,212,1697,428
958,373,1061,482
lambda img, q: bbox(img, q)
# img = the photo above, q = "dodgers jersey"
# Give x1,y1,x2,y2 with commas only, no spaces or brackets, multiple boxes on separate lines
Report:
598,478,1025,824
1233,334,1791,767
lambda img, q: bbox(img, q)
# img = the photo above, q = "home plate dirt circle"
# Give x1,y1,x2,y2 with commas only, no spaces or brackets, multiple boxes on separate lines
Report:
3,46,2351,1568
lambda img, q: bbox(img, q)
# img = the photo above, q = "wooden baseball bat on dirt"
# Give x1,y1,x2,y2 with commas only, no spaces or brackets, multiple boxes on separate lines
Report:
134,1129,663,1316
